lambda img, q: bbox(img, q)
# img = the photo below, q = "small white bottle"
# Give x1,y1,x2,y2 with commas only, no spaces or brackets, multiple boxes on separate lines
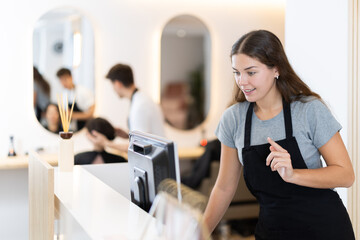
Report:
59,132,74,172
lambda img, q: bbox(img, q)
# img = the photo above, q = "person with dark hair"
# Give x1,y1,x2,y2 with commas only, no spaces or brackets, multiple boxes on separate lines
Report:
203,30,355,239
56,67,95,130
75,117,127,165
181,139,221,189
43,103,63,133
33,66,50,121
56,68,72,77
89,63,165,153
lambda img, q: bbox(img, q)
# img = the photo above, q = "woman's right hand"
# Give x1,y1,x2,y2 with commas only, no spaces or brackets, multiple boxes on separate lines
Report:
266,137,294,183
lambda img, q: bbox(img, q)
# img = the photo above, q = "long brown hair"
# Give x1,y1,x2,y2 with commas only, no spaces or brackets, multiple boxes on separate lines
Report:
231,30,320,103
33,66,50,97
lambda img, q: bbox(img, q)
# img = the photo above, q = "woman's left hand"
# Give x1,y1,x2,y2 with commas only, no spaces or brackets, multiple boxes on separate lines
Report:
266,137,294,182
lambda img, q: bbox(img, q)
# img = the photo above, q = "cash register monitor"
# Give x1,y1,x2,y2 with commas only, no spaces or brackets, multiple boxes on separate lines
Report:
128,130,180,212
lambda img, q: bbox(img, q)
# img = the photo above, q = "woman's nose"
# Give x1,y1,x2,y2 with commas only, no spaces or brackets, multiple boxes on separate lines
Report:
236,74,247,87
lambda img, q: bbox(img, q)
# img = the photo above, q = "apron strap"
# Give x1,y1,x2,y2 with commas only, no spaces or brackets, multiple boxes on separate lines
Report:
244,99,292,147
283,100,293,138
244,102,254,147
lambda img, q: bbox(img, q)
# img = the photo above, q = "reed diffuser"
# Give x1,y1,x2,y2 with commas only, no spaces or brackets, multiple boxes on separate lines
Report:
57,93,76,172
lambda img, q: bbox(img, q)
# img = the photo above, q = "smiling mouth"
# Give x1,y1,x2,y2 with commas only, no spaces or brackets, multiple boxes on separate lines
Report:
243,88,256,93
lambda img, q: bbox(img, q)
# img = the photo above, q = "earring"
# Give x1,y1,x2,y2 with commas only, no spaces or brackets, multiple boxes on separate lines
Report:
275,75,279,80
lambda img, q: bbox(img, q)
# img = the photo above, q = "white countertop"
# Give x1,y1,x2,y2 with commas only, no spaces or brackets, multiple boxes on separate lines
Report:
54,164,157,239
81,163,131,200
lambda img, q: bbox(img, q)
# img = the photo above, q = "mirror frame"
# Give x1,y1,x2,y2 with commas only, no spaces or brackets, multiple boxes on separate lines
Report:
160,14,212,131
33,8,95,135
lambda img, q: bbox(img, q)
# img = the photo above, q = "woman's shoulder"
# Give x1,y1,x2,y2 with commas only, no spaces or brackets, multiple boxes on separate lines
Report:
291,96,327,112
224,101,250,115
219,101,249,126
291,96,335,127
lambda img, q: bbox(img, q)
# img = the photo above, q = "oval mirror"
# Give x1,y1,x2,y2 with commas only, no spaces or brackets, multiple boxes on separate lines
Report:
33,8,95,133
161,15,211,130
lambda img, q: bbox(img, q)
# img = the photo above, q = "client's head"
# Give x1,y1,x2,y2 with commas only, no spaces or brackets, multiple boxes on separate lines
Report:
44,103,61,133
85,117,116,141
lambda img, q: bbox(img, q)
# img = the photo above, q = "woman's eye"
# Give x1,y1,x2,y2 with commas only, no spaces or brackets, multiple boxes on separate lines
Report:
248,71,256,76
233,71,240,77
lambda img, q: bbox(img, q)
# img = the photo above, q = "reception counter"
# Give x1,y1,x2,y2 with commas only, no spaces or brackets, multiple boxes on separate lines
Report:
54,163,157,239
0,146,205,239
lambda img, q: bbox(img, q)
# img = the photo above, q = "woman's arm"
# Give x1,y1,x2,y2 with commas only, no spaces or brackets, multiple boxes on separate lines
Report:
87,130,129,153
267,132,355,188
71,104,95,120
203,143,242,234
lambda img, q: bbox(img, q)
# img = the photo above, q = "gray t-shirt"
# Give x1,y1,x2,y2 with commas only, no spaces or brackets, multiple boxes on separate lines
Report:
215,98,341,169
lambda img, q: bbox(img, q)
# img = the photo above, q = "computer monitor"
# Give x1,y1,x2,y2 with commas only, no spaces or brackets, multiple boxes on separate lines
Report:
128,130,181,212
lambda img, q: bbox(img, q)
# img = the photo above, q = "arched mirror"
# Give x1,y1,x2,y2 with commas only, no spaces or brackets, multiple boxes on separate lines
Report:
33,8,95,133
161,15,211,130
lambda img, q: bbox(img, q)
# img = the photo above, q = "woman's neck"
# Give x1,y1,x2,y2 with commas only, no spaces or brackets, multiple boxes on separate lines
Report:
254,91,283,120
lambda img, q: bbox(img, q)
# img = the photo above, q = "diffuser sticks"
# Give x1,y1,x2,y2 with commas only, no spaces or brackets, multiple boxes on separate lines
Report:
57,93,76,132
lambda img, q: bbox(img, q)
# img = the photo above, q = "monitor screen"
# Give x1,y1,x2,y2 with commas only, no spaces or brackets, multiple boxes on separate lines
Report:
128,130,180,212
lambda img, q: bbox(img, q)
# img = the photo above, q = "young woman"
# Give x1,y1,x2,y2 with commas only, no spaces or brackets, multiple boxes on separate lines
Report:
43,103,63,133
33,66,50,121
203,30,355,240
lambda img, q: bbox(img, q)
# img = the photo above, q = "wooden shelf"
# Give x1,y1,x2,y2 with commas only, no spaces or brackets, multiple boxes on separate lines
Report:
0,153,58,170
0,146,204,170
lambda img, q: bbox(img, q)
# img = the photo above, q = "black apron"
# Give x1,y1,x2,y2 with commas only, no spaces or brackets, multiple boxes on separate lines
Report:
242,101,355,240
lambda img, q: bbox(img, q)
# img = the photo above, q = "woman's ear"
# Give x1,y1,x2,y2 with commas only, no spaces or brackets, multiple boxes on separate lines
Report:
273,67,280,79
274,67,279,76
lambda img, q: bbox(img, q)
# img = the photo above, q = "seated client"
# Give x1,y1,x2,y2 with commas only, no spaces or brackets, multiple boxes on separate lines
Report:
43,103,63,133
75,117,127,165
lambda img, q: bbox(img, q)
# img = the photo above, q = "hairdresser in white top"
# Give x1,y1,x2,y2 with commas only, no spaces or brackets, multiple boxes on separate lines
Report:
57,68,95,131
129,90,165,136
87,63,165,153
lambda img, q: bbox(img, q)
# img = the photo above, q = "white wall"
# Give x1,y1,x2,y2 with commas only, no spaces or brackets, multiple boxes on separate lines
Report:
0,0,285,156
285,0,350,205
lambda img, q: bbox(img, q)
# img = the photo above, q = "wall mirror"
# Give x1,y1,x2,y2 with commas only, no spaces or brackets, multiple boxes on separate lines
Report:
161,15,211,130
33,8,95,134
